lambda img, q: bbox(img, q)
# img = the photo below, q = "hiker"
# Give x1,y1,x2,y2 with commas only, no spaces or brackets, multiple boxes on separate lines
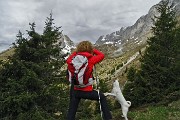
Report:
66,41,112,120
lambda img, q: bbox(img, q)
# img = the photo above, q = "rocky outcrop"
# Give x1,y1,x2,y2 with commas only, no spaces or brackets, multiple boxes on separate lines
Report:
95,4,159,46
95,0,180,56
59,35,75,54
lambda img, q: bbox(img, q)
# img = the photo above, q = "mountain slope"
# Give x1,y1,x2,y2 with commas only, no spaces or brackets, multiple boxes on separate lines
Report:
95,0,180,57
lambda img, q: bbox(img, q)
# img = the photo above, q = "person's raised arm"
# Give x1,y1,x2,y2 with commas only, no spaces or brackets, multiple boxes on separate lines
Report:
90,49,104,64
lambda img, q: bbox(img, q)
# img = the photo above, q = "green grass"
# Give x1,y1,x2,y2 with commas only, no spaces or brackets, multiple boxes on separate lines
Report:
88,100,180,120
129,106,180,120
0,47,14,61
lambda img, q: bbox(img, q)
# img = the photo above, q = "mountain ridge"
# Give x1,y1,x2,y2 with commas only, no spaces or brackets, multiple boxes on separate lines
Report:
95,0,180,57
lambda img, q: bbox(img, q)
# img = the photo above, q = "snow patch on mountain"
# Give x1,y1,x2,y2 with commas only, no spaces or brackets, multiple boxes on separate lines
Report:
59,35,75,54
104,41,113,44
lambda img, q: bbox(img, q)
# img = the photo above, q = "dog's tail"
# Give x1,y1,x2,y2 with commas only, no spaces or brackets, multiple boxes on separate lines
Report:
126,101,131,107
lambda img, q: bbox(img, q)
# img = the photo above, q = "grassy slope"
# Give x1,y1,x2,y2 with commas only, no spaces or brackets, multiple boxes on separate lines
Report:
84,100,180,120
0,39,179,120
125,100,180,120
0,47,14,61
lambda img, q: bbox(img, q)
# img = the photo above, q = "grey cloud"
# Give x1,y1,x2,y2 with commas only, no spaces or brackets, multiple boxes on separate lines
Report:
67,27,111,43
0,0,161,52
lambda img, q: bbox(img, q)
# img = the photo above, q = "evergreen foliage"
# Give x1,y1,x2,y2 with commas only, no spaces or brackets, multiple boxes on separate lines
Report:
127,67,136,82
0,13,69,119
110,68,116,75
116,63,123,70
124,0,180,107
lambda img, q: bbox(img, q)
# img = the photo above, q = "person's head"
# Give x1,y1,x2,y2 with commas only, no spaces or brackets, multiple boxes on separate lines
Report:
76,41,93,54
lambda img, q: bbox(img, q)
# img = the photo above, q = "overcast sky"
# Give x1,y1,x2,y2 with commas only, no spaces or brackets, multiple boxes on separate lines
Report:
0,0,161,52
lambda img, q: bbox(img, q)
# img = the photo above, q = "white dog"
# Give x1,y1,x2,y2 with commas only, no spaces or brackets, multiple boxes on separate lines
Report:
104,80,131,120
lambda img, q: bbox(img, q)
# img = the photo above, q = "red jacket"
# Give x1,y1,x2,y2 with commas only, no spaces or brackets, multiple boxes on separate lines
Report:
66,49,104,91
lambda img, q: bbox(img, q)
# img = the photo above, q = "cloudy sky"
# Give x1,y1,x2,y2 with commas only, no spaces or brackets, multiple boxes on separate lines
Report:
0,0,161,52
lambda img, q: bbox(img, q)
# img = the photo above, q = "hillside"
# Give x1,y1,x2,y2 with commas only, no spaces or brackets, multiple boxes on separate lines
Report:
96,44,146,85
0,47,14,61
1,42,179,120
90,99,180,120
0,0,180,119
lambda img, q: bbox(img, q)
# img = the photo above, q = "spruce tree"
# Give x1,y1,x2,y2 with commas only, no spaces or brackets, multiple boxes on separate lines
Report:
124,0,180,106
0,13,68,119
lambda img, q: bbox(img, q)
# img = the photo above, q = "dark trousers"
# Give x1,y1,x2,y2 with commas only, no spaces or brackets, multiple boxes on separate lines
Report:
67,90,112,120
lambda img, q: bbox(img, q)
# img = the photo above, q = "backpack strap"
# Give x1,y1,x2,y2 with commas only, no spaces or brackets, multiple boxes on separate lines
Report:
74,83,92,88
74,77,94,88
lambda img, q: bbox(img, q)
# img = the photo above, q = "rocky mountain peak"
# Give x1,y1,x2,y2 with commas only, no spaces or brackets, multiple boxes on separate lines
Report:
59,34,75,54
95,0,180,57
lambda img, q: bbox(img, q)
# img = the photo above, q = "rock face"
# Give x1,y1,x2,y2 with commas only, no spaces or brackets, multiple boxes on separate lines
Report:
59,35,75,54
95,0,180,56
95,3,158,46
172,0,180,15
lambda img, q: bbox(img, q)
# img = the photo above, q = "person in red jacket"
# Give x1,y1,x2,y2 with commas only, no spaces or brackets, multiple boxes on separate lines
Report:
66,41,112,120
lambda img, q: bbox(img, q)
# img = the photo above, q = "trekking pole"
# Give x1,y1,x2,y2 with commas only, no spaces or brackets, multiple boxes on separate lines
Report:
94,65,103,120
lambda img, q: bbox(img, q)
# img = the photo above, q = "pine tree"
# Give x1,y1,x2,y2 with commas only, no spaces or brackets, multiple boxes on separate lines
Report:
0,13,69,119
124,0,180,106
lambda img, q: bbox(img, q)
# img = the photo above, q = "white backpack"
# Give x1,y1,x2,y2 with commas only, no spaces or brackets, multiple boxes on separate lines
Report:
67,55,94,88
